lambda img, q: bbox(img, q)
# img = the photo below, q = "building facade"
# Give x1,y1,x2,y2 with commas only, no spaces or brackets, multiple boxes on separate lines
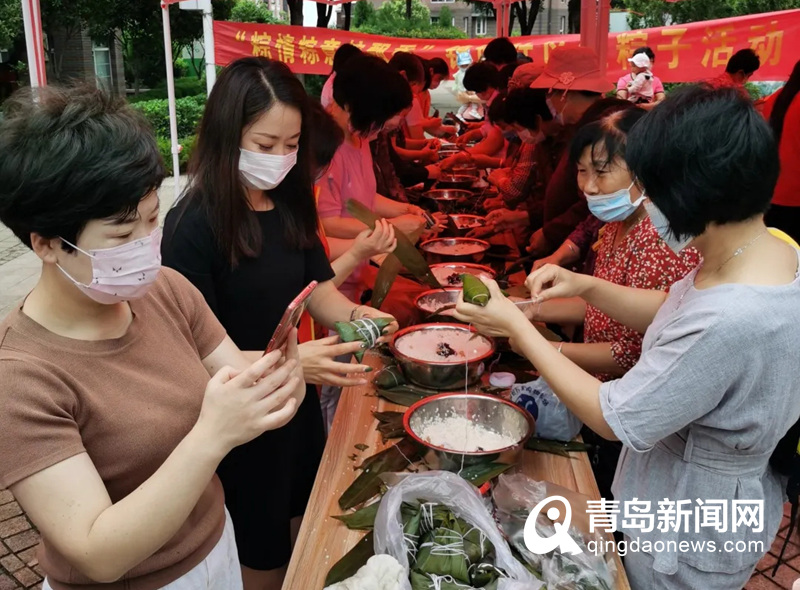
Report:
365,0,571,39
49,28,126,96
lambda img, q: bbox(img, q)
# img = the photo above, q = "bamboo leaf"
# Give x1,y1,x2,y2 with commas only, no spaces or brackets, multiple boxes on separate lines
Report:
373,410,406,441
371,226,424,309
355,443,369,451
339,438,424,510
525,437,594,456
377,388,426,407
324,531,375,586
346,199,441,289
459,462,514,487
333,502,381,530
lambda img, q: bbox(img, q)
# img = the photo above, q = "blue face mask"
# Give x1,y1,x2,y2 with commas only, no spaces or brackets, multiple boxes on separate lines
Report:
585,181,645,223
644,199,693,253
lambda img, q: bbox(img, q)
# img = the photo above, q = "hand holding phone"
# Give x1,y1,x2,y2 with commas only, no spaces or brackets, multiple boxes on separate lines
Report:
265,281,319,354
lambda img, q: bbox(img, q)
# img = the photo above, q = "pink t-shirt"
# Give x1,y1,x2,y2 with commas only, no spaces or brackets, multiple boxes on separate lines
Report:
617,73,664,95
316,139,377,298
321,73,335,108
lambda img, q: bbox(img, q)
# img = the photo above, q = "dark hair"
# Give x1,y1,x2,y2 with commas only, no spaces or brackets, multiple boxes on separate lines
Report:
0,85,165,251
464,62,503,94
307,100,344,175
487,92,508,124
499,62,520,88
423,57,450,91
484,37,517,66
180,57,317,266
569,107,647,167
769,59,800,144
633,46,655,61
627,86,778,239
726,48,760,75
505,88,553,129
576,97,635,128
332,43,362,74
388,51,425,85
334,55,413,135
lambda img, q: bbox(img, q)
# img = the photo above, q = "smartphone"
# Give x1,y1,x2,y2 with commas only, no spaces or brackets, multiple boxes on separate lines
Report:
422,210,437,229
265,281,319,354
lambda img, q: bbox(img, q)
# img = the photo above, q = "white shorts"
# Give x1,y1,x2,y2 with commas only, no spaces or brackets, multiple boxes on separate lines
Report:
43,508,242,590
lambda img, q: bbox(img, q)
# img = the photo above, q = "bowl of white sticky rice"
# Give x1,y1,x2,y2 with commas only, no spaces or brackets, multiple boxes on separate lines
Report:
403,392,535,470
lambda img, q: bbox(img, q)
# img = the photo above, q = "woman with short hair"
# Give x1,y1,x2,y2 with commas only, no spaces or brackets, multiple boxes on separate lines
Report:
455,86,800,589
0,85,304,590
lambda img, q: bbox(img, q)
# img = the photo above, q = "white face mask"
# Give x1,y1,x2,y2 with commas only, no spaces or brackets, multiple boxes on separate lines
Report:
58,227,162,304
239,148,297,191
518,129,546,145
644,200,693,253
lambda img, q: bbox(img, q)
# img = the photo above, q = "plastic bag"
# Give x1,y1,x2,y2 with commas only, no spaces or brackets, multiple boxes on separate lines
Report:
493,474,616,590
374,471,543,590
511,378,582,441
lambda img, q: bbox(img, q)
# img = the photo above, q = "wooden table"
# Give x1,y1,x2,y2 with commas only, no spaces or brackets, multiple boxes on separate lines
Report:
283,354,631,590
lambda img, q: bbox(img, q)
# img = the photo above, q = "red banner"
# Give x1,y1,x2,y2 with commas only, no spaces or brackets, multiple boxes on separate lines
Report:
214,10,800,83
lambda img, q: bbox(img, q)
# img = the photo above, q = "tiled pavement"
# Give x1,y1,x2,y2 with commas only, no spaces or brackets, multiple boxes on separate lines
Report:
0,177,798,589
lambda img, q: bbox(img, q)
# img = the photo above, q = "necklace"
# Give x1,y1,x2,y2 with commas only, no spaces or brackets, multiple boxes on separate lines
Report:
677,228,768,307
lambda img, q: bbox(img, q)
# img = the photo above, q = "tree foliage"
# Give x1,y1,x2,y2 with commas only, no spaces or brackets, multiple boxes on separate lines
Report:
354,0,467,39
0,0,22,50
231,0,286,24
353,0,375,28
622,0,800,28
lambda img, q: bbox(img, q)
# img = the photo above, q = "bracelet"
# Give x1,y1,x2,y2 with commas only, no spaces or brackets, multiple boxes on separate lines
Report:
350,305,361,322
557,342,564,354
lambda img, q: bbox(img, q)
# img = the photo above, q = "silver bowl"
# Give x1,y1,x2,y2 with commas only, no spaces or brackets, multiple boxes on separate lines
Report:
447,214,486,237
438,148,462,161
414,288,461,319
389,323,495,390
420,237,490,264
425,189,472,214
438,173,476,190
430,263,496,287
404,392,535,470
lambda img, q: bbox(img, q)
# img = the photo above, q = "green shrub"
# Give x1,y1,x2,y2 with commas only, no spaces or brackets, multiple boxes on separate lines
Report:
230,0,287,24
304,74,327,99
158,135,196,175
127,77,207,103
132,94,206,138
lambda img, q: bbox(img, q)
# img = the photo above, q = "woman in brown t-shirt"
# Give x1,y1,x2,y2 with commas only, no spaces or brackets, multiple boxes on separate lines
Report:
0,86,305,590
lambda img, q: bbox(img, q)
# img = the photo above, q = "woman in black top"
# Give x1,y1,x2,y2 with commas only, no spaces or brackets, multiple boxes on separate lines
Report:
162,57,396,590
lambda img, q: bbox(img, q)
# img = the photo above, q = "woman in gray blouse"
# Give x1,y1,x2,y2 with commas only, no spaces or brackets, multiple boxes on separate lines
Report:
455,86,800,589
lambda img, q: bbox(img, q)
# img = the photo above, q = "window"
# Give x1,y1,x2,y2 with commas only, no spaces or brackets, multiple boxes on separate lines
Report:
475,16,487,36
559,16,567,34
463,17,469,33
92,42,112,92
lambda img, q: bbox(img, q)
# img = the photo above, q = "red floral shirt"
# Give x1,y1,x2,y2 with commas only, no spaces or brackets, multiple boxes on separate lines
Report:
584,216,701,380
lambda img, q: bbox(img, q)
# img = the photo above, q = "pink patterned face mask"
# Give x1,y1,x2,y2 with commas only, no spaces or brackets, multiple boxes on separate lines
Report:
57,227,162,304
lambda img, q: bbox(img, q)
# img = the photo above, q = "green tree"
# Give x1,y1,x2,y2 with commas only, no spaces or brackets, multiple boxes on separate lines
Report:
0,0,22,50
354,0,467,39
353,0,375,28
230,0,285,24
623,0,800,28
438,5,454,27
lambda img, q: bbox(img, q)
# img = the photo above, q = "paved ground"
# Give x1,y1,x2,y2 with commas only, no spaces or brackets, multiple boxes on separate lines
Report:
0,176,798,589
